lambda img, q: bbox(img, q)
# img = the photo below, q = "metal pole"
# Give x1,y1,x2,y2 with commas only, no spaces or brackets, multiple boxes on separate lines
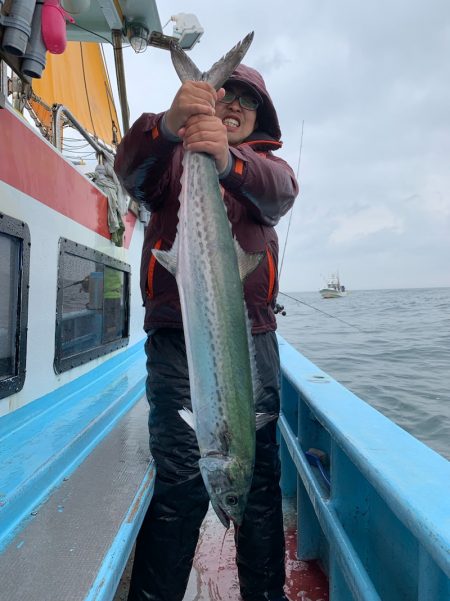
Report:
112,29,130,134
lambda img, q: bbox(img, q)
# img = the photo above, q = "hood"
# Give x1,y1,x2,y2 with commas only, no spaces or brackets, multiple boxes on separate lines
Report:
224,64,282,142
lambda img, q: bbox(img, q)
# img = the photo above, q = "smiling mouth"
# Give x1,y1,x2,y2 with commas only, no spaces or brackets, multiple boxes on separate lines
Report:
223,117,240,128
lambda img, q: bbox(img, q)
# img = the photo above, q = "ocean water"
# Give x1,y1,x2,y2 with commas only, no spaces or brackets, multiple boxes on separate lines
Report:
276,287,450,460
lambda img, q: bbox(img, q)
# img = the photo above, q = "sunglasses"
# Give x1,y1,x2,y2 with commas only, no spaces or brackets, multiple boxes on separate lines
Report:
219,89,260,111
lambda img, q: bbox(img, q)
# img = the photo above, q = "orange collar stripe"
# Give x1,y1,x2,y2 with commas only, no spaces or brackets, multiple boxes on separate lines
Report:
234,158,244,175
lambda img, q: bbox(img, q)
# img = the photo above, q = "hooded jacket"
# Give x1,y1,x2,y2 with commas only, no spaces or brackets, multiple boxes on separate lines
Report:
114,64,299,333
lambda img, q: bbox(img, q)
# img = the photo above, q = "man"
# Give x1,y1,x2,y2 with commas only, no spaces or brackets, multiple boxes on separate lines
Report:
114,63,299,601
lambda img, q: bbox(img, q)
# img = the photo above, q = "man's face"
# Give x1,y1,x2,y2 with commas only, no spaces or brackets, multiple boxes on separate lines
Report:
215,84,258,146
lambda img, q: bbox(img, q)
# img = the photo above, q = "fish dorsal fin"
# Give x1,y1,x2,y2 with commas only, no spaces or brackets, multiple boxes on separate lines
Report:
152,234,179,276
234,238,264,282
169,32,254,89
179,407,195,430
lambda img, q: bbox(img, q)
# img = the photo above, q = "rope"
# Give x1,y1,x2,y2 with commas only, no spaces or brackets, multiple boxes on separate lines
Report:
100,44,119,144
79,42,97,138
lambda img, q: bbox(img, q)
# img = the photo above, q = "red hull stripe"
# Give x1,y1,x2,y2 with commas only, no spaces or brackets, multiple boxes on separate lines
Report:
0,108,136,249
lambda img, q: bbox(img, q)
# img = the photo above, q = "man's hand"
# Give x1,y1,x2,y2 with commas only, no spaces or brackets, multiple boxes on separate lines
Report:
165,81,218,136
179,112,230,174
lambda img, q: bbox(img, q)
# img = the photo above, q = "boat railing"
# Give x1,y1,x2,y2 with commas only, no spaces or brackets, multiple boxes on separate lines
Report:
52,103,115,160
0,65,114,160
277,334,450,601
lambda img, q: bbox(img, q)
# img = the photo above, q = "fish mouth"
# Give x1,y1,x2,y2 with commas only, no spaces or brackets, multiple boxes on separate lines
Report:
215,504,231,529
209,493,232,529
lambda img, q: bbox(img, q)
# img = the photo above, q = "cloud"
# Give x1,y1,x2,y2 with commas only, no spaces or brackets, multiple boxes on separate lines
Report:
108,0,450,291
329,206,404,245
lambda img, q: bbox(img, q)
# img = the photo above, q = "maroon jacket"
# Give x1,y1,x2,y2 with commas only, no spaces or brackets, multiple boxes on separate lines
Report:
114,64,299,333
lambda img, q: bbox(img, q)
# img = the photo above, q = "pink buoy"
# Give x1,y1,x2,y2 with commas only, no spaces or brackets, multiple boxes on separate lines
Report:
41,0,74,54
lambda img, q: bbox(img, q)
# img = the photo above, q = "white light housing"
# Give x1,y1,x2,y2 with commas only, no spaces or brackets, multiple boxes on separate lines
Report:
126,21,149,53
171,13,204,50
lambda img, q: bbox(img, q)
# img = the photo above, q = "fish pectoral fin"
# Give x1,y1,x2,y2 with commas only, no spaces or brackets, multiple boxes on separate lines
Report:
255,412,278,431
178,407,195,430
152,236,178,276
234,238,264,282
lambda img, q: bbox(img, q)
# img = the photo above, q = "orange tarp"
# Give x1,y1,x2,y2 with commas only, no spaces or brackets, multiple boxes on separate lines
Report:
31,42,121,145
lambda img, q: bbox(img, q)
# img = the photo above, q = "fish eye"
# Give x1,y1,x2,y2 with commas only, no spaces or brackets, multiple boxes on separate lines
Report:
225,494,238,506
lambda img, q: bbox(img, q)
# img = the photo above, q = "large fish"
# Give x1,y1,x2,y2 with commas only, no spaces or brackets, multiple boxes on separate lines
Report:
153,34,274,528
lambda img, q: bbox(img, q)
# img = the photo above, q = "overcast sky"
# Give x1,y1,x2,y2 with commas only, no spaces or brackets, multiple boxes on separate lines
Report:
106,0,450,292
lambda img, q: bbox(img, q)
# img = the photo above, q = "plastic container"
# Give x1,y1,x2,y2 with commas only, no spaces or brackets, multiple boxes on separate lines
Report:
41,0,74,55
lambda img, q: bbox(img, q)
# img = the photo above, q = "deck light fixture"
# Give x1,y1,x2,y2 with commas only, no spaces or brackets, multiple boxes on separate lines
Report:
126,20,149,54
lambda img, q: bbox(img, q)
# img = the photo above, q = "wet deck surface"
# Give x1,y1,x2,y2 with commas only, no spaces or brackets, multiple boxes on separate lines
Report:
114,501,329,601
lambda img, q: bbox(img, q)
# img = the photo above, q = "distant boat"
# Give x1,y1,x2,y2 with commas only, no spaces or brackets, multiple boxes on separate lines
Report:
319,273,347,298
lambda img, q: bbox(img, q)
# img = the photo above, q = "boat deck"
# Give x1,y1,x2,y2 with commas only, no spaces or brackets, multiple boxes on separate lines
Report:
114,500,329,601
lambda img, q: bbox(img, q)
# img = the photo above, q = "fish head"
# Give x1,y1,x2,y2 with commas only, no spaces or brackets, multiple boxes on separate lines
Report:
199,455,251,528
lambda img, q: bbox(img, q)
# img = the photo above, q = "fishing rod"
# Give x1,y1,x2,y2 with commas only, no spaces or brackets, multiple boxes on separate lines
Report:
279,120,304,277
277,121,363,333
276,291,364,333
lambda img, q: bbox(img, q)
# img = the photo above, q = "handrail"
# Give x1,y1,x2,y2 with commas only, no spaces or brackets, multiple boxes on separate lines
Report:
52,103,115,161
277,334,450,600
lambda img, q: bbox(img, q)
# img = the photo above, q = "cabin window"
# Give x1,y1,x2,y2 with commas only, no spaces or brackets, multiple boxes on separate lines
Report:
0,214,30,400
54,239,130,373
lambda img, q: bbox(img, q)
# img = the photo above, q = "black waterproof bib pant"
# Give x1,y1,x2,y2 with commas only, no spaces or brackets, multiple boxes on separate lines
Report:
127,329,286,601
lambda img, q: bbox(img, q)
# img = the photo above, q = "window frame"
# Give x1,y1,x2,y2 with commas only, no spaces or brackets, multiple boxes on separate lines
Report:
0,213,30,400
54,238,131,374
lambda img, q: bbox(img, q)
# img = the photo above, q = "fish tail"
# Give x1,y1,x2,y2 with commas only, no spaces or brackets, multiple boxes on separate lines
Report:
169,41,203,82
170,31,254,89
204,32,254,89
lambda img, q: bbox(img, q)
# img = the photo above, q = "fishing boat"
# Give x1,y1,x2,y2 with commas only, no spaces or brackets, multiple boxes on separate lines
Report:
0,2,449,600
319,273,346,298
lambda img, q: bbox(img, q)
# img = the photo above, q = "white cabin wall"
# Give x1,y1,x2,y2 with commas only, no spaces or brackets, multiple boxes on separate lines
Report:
0,179,146,417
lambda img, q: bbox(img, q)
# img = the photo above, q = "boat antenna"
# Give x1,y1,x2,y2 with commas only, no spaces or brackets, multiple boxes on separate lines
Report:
279,120,304,281
278,291,365,333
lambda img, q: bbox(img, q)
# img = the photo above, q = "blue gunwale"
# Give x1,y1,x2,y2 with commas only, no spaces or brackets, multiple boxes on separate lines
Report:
277,334,450,600
0,340,148,550
1,334,449,600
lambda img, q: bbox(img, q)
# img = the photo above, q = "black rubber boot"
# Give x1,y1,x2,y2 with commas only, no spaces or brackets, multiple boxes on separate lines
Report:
236,332,286,601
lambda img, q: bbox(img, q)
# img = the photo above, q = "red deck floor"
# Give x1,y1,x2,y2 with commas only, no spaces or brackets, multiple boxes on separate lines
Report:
183,501,329,601
113,501,329,601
